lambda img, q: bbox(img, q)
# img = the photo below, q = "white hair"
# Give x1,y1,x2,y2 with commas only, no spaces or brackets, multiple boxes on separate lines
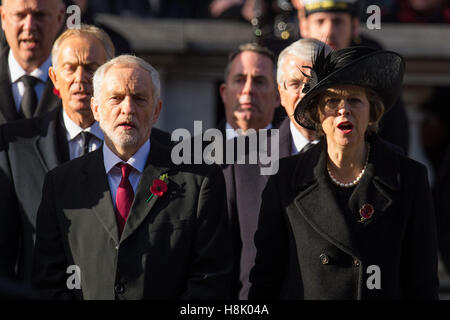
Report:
93,55,161,104
277,38,332,85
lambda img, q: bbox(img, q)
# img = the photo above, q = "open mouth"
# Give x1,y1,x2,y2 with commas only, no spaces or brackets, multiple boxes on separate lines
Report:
337,121,354,134
20,39,38,48
73,92,89,98
239,103,255,110
118,122,135,130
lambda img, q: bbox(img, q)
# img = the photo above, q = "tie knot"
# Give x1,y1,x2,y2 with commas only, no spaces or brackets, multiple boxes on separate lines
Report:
118,163,133,178
19,75,39,88
79,131,93,143
300,142,314,153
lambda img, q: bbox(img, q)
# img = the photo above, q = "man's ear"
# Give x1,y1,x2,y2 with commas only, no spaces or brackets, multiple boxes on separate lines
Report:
56,5,66,29
297,5,309,38
151,100,162,125
352,17,360,39
0,7,5,32
219,83,227,103
48,66,58,89
274,87,281,107
91,97,100,122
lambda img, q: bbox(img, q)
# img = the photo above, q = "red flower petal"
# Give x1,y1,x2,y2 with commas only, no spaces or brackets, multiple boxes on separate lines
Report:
53,88,61,98
149,179,168,197
153,179,168,192
150,185,164,197
360,204,374,219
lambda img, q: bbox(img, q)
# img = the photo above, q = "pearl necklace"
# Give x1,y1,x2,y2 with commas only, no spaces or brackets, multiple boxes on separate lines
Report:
327,144,370,188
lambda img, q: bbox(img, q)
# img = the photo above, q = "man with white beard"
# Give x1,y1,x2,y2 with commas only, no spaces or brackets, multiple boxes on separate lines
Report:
32,55,232,299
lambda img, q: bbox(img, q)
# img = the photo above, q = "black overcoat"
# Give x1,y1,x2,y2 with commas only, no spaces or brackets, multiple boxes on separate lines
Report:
249,135,439,299
32,139,232,299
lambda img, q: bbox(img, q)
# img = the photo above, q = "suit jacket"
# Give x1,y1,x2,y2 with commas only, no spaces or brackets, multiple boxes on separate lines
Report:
0,108,69,283
0,47,61,125
223,117,292,299
249,134,439,300
32,139,232,300
0,106,174,284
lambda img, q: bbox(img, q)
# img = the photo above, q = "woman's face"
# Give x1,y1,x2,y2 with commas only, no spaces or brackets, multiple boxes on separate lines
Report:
318,85,370,148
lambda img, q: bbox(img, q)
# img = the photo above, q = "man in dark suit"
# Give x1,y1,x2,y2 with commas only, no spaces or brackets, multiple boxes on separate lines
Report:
32,55,232,299
224,38,330,299
0,25,114,285
0,0,66,124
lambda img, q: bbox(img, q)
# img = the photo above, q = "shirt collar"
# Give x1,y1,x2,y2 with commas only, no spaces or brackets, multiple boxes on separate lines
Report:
225,122,272,140
8,50,51,83
62,109,104,141
290,120,319,154
103,139,151,174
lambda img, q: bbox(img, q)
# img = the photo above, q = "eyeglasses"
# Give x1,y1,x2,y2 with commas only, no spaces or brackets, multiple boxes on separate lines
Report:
321,97,367,114
283,79,307,94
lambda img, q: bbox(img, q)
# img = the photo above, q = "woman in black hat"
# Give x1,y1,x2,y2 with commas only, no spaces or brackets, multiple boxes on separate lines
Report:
248,46,439,299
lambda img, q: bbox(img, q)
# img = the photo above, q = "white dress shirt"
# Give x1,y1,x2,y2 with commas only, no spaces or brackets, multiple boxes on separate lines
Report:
103,139,150,210
62,110,104,160
290,121,319,155
8,50,51,112
225,122,272,140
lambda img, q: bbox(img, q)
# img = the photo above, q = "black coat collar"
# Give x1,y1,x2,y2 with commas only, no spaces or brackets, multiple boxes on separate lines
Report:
290,135,401,258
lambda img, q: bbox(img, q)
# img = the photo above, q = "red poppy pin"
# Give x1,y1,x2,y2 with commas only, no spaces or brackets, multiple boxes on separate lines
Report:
53,88,61,98
358,204,374,223
146,173,169,203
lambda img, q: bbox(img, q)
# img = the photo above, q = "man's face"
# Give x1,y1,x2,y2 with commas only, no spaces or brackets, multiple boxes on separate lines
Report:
302,12,355,50
0,0,65,72
278,54,311,122
220,51,279,132
92,65,162,155
49,35,108,124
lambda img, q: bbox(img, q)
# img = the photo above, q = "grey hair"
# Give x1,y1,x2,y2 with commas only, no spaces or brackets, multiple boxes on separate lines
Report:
93,55,161,105
51,24,115,70
277,38,332,85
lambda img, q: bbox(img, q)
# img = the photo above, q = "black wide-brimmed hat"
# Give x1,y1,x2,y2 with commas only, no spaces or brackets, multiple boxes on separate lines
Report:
294,46,405,130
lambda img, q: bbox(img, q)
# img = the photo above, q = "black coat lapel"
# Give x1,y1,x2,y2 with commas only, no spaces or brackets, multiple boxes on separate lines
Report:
348,136,400,228
291,136,401,257
291,139,361,258
278,118,292,159
33,108,67,171
34,78,61,117
83,149,119,245
0,48,19,123
120,139,171,243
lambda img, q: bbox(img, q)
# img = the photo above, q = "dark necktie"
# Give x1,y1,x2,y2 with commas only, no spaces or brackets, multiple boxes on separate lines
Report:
300,142,314,153
79,131,93,156
19,75,39,118
115,163,134,235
